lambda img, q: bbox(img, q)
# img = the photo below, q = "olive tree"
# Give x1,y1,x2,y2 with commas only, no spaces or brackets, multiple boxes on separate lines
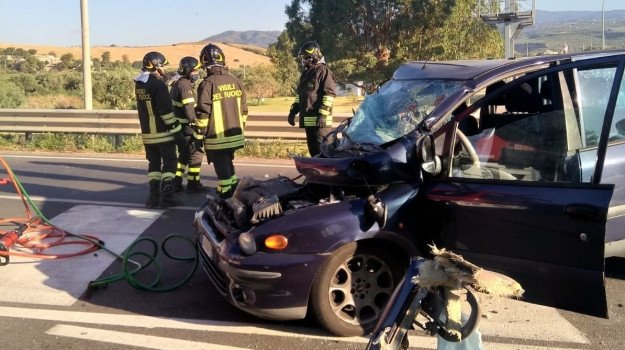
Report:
266,31,300,96
241,64,281,103
92,71,135,109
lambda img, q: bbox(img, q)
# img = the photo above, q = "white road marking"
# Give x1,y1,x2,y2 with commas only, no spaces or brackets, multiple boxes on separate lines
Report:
46,324,251,350
0,205,161,305
0,154,296,169
408,335,588,350
0,194,198,211
0,305,590,349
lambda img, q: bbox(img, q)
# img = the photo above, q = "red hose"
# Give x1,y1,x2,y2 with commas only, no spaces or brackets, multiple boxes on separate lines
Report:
0,157,101,261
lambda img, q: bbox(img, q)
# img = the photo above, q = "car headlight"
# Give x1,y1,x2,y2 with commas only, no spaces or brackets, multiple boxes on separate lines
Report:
239,231,257,255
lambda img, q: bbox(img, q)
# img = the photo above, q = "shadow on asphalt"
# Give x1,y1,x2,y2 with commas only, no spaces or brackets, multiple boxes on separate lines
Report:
606,256,625,279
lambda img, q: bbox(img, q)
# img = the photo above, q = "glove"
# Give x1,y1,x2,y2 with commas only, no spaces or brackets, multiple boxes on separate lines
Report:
287,112,296,126
189,138,204,154
317,116,327,129
172,130,185,143
190,124,205,137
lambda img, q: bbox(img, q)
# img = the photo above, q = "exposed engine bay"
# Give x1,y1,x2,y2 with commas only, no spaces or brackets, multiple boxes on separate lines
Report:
205,175,386,234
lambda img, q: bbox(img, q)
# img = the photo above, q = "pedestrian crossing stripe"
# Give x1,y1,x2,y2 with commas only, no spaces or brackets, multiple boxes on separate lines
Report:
0,205,161,306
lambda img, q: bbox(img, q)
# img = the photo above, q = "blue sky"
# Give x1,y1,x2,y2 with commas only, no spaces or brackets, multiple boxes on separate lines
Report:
0,0,623,47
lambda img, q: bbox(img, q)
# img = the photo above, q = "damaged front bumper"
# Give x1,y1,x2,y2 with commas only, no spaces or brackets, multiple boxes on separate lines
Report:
194,205,328,320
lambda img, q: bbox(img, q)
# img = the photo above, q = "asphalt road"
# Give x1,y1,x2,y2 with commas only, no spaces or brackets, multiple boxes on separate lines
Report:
0,152,623,350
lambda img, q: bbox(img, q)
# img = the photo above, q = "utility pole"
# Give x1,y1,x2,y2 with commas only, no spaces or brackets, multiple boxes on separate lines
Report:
602,0,606,49
80,0,93,110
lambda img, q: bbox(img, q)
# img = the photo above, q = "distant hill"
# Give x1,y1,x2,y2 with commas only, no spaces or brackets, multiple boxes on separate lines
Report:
515,10,625,55
0,42,271,68
202,31,281,48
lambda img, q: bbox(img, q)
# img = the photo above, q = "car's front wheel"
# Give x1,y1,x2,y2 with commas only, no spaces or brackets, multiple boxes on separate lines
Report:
310,242,403,336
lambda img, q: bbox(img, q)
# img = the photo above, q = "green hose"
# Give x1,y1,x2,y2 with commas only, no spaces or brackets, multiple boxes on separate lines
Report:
89,235,199,292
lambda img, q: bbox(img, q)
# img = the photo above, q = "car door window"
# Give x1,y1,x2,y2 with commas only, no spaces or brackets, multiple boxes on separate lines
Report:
608,73,625,142
451,64,619,183
577,67,618,147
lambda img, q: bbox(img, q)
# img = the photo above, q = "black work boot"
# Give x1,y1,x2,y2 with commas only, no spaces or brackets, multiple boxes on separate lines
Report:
145,180,161,209
186,180,209,193
173,176,185,192
218,188,235,199
159,179,185,208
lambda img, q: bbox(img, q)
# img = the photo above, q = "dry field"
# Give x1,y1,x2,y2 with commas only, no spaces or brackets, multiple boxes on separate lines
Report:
0,41,271,67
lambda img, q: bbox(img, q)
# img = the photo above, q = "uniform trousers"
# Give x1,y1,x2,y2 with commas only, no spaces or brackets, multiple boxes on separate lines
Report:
145,141,177,181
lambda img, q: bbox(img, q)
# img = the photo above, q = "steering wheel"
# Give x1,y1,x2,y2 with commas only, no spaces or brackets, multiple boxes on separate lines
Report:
456,129,519,180
456,129,480,169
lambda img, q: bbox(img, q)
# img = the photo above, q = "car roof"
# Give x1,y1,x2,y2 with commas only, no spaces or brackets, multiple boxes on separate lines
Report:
393,59,513,80
393,49,625,82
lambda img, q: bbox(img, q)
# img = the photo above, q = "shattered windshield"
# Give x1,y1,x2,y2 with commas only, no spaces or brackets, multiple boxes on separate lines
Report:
344,79,464,145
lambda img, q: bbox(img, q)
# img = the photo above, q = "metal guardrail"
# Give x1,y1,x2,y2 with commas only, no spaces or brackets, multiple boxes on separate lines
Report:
0,109,351,141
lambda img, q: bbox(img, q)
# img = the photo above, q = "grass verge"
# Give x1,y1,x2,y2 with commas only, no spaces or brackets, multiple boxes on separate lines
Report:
0,133,309,159
247,96,362,113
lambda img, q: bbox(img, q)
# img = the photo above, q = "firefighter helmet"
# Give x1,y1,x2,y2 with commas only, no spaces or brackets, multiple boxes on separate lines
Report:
142,51,168,71
178,56,200,76
298,41,323,62
199,44,226,68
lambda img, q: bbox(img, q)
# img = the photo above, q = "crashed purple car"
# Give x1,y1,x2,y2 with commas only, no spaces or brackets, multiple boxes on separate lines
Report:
195,49,625,336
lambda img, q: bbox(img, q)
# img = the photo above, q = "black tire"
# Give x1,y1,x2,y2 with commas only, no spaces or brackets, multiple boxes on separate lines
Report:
310,242,403,336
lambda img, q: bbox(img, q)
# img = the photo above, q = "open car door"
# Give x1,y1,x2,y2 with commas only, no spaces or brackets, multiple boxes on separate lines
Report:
424,181,610,317
423,57,625,317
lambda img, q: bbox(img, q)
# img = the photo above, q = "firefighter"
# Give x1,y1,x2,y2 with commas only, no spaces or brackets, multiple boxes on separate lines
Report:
170,56,208,193
287,41,336,157
196,43,248,199
134,51,184,208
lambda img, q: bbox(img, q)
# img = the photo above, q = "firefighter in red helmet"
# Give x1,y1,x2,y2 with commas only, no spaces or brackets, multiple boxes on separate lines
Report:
195,44,248,198
134,51,184,208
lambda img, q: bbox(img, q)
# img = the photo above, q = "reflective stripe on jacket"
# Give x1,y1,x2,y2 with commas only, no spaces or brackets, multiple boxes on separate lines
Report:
134,72,180,145
196,66,248,151
170,77,197,125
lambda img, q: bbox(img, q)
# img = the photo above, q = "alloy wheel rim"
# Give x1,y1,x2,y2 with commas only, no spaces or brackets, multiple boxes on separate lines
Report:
327,252,394,325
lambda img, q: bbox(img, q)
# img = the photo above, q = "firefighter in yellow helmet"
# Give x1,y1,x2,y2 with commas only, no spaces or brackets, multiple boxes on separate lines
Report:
196,44,248,198
134,51,184,208
287,41,336,157
170,56,209,193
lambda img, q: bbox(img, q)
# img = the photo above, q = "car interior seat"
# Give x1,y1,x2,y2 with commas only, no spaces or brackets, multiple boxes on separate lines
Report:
539,79,555,112
616,119,625,135
504,82,542,114
455,102,480,136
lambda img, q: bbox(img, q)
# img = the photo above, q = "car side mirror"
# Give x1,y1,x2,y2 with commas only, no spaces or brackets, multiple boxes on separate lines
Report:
366,195,387,228
416,135,442,176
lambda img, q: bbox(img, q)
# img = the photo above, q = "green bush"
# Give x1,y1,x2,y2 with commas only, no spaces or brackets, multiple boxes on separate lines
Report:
120,135,144,153
0,134,18,147
82,135,116,152
9,73,38,94
93,71,135,109
35,73,64,93
0,80,26,108
30,133,78,151
61,71,83,93
0,132,307,158
237,139,309,158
